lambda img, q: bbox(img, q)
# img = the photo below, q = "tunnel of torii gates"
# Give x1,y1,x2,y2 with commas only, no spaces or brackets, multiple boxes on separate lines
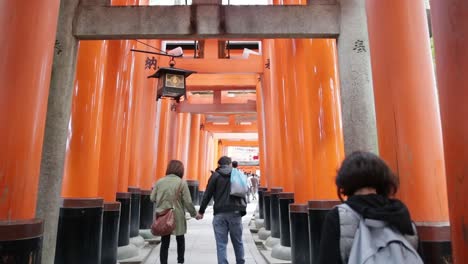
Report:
0,0,466,263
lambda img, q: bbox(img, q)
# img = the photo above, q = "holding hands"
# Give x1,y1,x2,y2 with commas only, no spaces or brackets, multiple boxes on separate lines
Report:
195,213,204,220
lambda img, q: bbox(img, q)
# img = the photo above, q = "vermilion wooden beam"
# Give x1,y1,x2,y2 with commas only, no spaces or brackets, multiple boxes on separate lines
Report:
219,140,259,147
177,102,256,113
186,73,259,88
186,95,257,104
159,56,263,74
187,85,256,91
204,123,258,133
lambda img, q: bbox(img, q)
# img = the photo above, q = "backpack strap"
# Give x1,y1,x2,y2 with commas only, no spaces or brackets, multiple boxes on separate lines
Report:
337,204,361,264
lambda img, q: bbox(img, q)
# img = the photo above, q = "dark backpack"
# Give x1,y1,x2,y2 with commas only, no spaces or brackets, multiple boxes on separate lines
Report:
338,204,423,264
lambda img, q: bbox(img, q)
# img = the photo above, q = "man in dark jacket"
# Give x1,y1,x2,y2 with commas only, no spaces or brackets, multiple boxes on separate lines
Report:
197,156,247,264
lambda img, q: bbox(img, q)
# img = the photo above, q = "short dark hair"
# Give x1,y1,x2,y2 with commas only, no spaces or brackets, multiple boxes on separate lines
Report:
232,161,238,168
218,156,232,166
335,151,399,201
166,160,184,178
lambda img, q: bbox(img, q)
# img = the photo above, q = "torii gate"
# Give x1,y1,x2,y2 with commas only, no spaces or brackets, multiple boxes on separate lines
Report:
37,0,377,261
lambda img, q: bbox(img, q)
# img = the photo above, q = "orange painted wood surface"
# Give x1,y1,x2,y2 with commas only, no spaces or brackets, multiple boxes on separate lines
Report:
256,81,268,187
138,39,160,190
197,129,209,191
262,39,286,190
187,74,258,89
218,140,258,147
0,0,60,219
116,39,137,192
62,40,108,198
175,113,191,167
367,0,449,222
155,99,178,179
295,39,344,202
128,40,147,188
98,40,126,201
431,0,468,261
275,39,296,193
186,114,202,181
158,55,263,74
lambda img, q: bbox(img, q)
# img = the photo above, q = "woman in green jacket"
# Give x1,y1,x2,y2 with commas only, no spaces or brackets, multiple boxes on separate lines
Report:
150,160,197,264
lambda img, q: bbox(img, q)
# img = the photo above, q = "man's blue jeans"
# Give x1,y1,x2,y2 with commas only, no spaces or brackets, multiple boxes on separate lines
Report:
213,212,245,264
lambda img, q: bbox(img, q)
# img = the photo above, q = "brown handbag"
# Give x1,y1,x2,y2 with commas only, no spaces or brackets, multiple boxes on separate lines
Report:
151,181,184,236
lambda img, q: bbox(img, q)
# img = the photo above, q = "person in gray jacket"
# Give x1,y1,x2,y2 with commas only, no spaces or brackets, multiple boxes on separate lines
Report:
317,151,419,264
197,156,247,264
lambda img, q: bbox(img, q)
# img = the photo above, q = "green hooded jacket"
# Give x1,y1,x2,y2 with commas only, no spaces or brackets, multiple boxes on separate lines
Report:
150,174,197,236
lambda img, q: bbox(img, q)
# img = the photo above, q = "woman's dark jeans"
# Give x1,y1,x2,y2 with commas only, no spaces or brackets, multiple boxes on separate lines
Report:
160,235,185,264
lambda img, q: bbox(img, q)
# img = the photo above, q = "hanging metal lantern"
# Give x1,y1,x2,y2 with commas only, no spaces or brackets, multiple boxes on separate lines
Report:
148,59,195,103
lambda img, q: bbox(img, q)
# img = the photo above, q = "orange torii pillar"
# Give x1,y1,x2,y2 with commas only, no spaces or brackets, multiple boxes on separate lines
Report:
127,39,148,239
0,0,59,261
175,113,191,166
430,0,468,262
367,0,450,262
155,99,177,179
254,78,269,232
211,134,219,170
199,131,214,196
186,114,202,205
139,40,161,231
58,40,108,263
295,39,345,202
264,38,300,252
98,39,127,263
115,25,137,249
261,40,285,191
257,40,284,244
256,81,268,188
197,126,208,203
294,39,345,264
273,39,296,194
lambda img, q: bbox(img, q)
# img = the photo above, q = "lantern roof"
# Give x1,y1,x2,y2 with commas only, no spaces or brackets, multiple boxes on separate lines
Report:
148,67,196,79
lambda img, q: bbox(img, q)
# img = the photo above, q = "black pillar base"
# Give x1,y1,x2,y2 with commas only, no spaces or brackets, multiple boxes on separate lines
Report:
258,187,267,219
101,202,120,264
278,193,294,247
290,204,310,264
139,190,154,230
187,180,199,206
416,223,452,264
308,200,341,264
55,198,104,264
116,192,131,246
0,219,43,263
270,187,283,239
263,191,272,231
128,187,141,238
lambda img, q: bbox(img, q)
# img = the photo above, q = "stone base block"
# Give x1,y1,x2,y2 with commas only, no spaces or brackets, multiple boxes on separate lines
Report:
265,236,280,249
259,247,292,264
139,229,155,240
258,228,271,240
255,219,265,229
117,244,139,260
271,244,292,261
130,235,146,248
119,244,155,264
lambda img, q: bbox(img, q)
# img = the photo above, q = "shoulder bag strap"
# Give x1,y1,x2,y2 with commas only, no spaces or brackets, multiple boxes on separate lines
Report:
172,180,184,207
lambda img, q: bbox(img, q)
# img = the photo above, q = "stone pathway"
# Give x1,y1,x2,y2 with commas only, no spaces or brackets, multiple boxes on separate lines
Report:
144,202,266,264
